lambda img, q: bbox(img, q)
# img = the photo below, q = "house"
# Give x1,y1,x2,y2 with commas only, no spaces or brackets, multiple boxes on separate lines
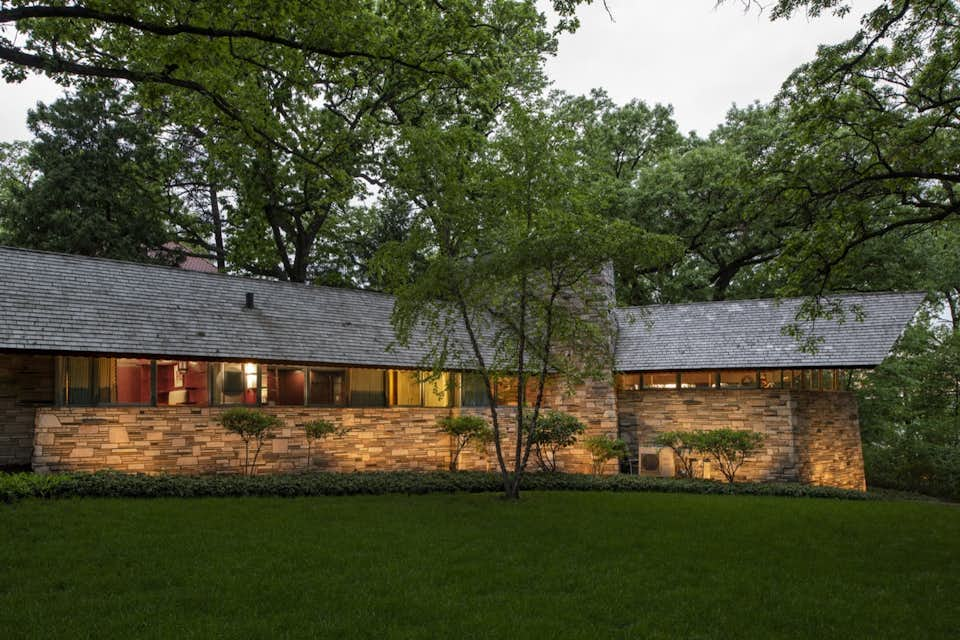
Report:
0,246,923,489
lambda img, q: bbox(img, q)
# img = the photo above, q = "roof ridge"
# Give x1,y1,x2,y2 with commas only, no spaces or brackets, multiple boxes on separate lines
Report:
617,290,926,313
0,244,396,300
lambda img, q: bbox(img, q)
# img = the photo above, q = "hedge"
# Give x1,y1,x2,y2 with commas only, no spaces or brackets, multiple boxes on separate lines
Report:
0,470,876,503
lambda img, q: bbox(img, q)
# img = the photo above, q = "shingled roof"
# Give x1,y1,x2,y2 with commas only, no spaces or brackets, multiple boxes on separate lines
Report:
0,246,922,371
0,246,478,369
614,292,925,371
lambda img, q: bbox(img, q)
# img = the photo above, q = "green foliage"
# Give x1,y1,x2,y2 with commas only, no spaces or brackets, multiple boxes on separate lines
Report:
0,470,874,504
300,419,348,469
864,440,960,502
692,429,766,483
0,83,175,261
858,313,960,498
437,415,493,471
583,434,629,475
378,97,681,498
218,408,283,475
529,411,586,472
653,430,700,478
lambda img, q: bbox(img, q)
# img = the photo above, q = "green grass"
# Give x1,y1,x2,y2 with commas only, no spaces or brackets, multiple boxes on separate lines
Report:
1,493,958,639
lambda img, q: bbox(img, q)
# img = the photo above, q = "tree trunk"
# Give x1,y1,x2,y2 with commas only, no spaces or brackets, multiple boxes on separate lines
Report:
209,182,226,271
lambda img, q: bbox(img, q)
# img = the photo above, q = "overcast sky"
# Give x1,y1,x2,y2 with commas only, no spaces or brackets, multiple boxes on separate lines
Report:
0,1,879,143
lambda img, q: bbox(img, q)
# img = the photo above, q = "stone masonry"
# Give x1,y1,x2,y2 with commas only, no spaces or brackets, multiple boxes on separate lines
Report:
31,375,619,476
617,389,865,490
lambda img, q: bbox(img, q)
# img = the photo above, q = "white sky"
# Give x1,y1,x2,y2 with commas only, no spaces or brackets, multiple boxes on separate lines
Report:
0,1,880,142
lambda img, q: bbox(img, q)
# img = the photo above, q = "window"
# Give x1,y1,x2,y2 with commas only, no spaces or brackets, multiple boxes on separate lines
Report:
643,372,677,389
61,357,151,405
350,368,386,407
116,358,153,404
617,373,642,391
718,370,757,389
680,371,714,389
759,370,782,389
63,357,95,405
423,372,453,408
308,368,345,406
265,367,306,406
392,370,422,406
494,377,519,406
212,362,259,405
821,369,836,391
157,361,208,406
461,373,490,408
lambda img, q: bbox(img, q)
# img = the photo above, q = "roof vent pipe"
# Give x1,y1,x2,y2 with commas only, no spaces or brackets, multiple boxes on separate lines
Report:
245,292,255,309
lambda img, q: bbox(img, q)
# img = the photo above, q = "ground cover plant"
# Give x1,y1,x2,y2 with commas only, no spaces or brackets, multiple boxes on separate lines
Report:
0,470,876,503
1,491,957,639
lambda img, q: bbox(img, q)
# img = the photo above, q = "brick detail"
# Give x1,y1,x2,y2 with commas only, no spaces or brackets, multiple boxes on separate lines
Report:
617,389,865,489
0,355,54,467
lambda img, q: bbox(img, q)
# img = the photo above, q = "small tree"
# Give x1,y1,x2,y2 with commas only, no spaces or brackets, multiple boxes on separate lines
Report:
584,434,629,476
695,429,765,483
300,419,349,469
219,408,283,476
438,415,493,471
653,430,701,478
530,411,586,472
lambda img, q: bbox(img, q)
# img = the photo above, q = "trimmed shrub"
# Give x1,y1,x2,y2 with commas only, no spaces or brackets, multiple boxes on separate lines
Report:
300,419,349,469
529,411,586,472
694,429,765,483
218,408,283,475
653,431,699,478
0,470,875,504
438,415,493,471
583,434,629,475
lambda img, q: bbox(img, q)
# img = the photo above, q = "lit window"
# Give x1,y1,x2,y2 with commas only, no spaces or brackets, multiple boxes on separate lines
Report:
350,368,386,407
758,370,782,389
116,358,153,404
494,377,519,406
423,372,452,408
617,373,642,391
680,371,714,389
265,367,305,406
718,370,757,389
643,372,677,389
213,363,259,405
392,370,422,406
61,357,151,405
157,360,208,406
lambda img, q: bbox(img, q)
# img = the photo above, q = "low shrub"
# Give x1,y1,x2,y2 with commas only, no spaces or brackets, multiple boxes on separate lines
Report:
583,435,629,475
1,470,876,504
529,411,586,473
694,429,765,483
218,408,284,475
300,419,349,469
653,431,699,478
437,415,493,471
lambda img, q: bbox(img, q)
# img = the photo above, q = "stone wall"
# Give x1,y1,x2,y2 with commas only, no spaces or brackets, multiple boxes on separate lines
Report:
0,355,54,468
617,389,865,489
793,392,865,490
31,376,620,475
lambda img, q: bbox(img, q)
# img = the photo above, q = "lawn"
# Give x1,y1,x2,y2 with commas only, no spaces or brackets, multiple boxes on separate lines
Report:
1,492,957,639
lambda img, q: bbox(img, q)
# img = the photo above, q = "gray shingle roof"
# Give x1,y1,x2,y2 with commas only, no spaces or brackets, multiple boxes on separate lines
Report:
614,292,924,371
0,246,477,369
0,246,923,371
